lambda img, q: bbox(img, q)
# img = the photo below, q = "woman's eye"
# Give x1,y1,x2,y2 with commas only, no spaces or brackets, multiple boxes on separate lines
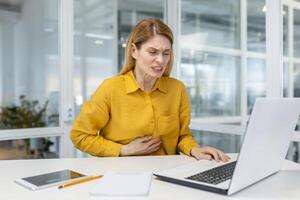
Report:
164,52,170,56
149,51,157,55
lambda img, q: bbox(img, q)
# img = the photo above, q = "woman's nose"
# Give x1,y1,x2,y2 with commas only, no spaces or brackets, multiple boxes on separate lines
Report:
155,53,164,64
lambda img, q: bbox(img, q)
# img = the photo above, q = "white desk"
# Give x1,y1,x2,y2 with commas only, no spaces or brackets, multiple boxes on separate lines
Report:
1,154,300,200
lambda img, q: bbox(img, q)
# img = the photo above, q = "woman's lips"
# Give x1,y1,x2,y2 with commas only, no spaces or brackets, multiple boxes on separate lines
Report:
152,66,163,73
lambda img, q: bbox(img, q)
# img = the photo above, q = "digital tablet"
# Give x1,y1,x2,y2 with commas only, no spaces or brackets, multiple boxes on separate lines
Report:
15,169,86,190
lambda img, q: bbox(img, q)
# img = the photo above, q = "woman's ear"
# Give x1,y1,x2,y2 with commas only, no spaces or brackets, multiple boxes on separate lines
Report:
131,43,138,59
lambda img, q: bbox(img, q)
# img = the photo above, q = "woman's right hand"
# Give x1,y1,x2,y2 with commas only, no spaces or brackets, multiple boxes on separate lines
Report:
120,136,161,156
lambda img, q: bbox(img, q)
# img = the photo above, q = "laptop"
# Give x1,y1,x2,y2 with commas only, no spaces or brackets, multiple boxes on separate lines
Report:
154,98,300,195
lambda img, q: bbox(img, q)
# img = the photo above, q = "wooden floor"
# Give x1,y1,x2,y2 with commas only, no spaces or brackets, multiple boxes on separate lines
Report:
0,141,34,160
0,140,59,160
0,148,30,160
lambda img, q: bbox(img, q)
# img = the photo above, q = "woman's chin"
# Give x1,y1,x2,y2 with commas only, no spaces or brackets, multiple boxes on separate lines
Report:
149,70,164,78
150,74,162,79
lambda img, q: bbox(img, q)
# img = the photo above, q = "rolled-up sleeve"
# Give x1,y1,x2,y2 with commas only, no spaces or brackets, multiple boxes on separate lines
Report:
70,80,122,156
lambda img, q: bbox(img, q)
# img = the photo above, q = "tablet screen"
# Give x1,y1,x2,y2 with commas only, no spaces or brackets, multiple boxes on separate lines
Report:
22,169,85,187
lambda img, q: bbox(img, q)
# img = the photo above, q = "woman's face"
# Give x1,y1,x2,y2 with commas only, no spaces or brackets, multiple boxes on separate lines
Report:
132,35,172,79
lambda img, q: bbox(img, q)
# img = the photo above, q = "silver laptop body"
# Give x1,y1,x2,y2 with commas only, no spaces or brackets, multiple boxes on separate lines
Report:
154,98,300,195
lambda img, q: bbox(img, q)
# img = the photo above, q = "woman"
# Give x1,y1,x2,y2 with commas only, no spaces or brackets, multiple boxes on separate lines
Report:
70,18,230,162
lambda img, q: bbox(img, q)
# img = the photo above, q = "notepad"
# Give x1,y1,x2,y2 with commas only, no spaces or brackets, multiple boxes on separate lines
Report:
89,172,152,197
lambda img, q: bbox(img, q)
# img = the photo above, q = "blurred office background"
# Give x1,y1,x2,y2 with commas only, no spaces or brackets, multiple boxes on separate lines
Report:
0,0,299,162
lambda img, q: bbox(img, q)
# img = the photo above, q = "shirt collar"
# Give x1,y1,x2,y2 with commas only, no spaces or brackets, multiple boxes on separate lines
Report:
124,70,139,94
153,76,167,93
124,70,168,94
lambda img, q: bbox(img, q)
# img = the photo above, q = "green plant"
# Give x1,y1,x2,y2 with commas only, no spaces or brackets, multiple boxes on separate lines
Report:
0,95,48,129
0,95,55,157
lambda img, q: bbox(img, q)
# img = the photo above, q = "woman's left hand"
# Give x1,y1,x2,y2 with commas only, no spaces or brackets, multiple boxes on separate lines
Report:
190,146,230,162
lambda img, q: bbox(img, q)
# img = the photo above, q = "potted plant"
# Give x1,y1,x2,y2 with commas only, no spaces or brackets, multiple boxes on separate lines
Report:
0,95,55,158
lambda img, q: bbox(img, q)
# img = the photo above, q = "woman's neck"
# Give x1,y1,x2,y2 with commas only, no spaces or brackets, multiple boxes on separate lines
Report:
133,67,157,93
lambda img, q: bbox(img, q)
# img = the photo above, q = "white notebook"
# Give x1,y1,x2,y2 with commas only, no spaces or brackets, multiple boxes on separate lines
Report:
89,172,152,197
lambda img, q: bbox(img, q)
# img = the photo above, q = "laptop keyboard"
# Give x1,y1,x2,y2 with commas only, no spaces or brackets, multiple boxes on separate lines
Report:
186,161,237,185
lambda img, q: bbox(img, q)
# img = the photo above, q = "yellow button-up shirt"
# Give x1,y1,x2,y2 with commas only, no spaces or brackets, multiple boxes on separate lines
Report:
70,70,199,157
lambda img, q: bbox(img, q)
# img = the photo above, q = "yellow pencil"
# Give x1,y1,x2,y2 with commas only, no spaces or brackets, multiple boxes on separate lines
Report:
58,175,102,189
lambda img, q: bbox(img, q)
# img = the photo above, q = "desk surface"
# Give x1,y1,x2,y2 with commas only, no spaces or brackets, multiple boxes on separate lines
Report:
1,154,300,200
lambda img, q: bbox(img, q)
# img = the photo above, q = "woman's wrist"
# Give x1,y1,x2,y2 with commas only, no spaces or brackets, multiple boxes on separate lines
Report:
190,147,197,157
120,144,130,156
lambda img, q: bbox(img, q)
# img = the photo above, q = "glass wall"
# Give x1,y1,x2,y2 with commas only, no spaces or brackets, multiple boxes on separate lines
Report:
0,0,60,160
247,58,266,113
180,0,267,117
181,0,240,49
294,9,300,58
294,64,300,97
247,0,266,113
247,0,266,52
294,9,300,99
0,0,60,129
283,5,289,98
73,0,115,114
283,5,289,57
180,0,240,118
192,130,241,153
283,62,289,97
181,51,240,117
282,4,300,98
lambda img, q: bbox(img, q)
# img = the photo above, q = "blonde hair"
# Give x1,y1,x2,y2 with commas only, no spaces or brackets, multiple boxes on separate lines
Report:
119,18,173,76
